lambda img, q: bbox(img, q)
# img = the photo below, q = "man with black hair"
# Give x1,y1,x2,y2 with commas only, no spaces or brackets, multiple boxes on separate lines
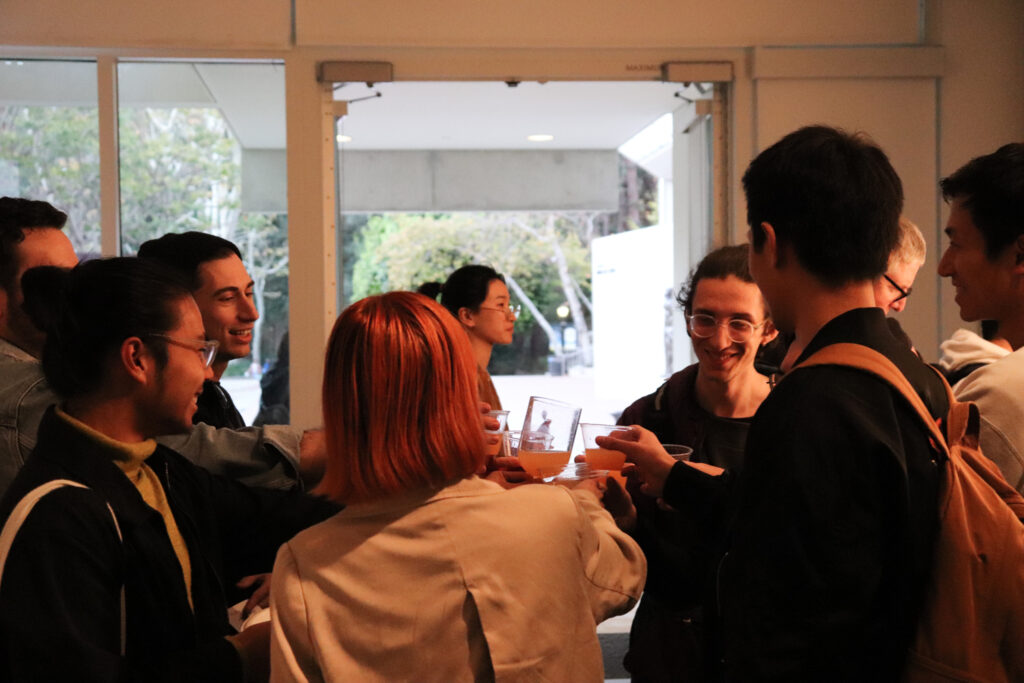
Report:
138,232,258,429
0,198,320,496
938,142,1024,492
606,126,946,680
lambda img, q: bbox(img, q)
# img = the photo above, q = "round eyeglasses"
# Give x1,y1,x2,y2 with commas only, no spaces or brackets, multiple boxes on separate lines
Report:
478,304,521,319
686,313,767,344
147,334,220,368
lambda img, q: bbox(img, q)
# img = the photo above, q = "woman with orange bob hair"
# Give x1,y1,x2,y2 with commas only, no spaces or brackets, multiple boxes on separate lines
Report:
270,292,646,682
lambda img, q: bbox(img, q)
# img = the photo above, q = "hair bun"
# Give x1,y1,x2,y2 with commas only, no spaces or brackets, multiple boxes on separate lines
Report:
416,282,443,300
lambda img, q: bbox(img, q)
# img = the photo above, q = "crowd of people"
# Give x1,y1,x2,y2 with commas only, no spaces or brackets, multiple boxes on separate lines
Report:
0,125,1020,682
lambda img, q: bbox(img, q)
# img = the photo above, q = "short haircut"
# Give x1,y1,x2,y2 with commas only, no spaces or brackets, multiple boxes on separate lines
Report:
319,291,486,504
137,231,242,290
677,244,764,316
890,217,927,268
0,197,68,291
940,142,1024,259
744,125,903,287
417,265,505,317
21,258,191,399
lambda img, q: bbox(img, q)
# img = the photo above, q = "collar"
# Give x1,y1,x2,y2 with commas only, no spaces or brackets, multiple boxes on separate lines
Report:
0,336,39,364
793,307,892,368
55,406,157,477
32,407,171,525
337,476,504,519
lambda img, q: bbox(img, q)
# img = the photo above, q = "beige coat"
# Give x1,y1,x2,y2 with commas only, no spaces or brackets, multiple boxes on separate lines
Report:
270,476,645,682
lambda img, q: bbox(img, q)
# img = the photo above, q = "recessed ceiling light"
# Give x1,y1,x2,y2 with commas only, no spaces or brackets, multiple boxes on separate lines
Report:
527,134,554,142
336,134,352,143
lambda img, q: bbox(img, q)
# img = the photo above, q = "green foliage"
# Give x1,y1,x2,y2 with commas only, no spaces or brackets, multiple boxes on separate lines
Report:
0,106,102,253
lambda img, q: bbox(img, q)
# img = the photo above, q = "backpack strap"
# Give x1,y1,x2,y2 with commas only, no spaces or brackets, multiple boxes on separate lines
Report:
796,343,950,459
0,479,127,656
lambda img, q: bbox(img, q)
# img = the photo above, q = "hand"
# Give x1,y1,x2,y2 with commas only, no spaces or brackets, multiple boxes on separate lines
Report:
226,620,270,683
236,573,271,619
602,476,637,532
298,428,327,488
485,468,532,489
597,425,676,497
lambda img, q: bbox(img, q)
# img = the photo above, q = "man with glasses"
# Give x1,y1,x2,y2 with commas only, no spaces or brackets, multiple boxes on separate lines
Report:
607,126,947,680
873,217,925,314
0,257,338,682
0,198,319,497
616,244,777,682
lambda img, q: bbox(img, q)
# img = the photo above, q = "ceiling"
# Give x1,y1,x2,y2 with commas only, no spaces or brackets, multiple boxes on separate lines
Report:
1,60,693,152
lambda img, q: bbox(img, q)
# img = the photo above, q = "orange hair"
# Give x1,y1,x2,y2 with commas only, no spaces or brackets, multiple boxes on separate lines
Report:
318,291,486,504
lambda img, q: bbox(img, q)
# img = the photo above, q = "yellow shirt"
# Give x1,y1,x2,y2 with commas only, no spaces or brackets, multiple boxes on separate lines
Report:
55,407,194,611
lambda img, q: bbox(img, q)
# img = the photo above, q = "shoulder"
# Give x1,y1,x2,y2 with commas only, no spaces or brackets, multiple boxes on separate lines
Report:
956,349,1024,404
619,364,698,425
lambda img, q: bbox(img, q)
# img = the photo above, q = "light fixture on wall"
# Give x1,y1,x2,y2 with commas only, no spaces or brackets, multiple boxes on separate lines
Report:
527,134,554,142
336,134,352,143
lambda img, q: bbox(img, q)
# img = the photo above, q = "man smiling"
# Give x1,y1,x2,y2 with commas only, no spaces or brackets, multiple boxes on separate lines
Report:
937,142,1024,492
139,232,259,429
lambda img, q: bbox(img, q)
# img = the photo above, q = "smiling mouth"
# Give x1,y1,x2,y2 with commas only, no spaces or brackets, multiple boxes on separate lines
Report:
229,329,253,339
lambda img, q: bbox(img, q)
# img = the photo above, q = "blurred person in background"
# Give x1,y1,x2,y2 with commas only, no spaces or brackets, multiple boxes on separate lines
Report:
418,265,517,410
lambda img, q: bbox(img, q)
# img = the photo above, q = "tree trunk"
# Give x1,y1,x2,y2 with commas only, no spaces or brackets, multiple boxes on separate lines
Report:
504,273,560,352
544,215,592,365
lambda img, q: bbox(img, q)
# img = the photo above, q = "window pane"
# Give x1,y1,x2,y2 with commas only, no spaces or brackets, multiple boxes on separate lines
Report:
118,62,288,424
0,59,100,254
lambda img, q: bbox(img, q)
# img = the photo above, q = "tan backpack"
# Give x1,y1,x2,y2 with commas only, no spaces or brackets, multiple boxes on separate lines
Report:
801,343,1024,683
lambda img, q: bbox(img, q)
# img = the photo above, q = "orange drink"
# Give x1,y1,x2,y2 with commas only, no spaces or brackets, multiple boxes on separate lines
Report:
580,423,631,485
584,447,626,471
518,449,570,478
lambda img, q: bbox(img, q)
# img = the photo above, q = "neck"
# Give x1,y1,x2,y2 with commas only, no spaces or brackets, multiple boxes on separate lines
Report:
787,277,877,366
997,316,1024,352
210,359,227,381
0,331,42,359
64,396,149,443
468,334,492,370
695,366,771,418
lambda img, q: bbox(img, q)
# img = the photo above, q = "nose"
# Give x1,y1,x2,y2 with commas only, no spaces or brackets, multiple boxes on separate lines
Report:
709,322,732,348
937,247,954,278
204,363,215,380
240,296,259,322
890,297,907,313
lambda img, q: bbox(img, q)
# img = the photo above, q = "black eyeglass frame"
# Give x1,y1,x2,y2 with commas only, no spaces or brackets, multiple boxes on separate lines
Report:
883,273,912,303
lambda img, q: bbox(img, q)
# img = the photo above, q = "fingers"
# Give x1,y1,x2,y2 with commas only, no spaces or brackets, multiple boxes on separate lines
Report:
492,456,524,471
237,573,272,618
478,402,493,414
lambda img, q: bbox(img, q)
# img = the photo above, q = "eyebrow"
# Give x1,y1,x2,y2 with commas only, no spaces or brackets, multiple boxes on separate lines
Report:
693,308,755,321
213,281,255,297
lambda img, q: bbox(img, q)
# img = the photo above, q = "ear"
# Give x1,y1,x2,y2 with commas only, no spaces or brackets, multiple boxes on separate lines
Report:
120,337,151,385
1013,235,1024,274
457,307,476,328
760,319,779,345
760,222,781,268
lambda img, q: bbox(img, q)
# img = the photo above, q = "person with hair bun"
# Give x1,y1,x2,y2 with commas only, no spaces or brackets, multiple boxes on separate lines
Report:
418,265,516,410
0,257,338,683
269,291,645,682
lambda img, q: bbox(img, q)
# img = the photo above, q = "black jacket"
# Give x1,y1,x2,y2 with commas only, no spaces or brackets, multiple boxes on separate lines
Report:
193,379,247,429
665,308,946,682
0,408,339,682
